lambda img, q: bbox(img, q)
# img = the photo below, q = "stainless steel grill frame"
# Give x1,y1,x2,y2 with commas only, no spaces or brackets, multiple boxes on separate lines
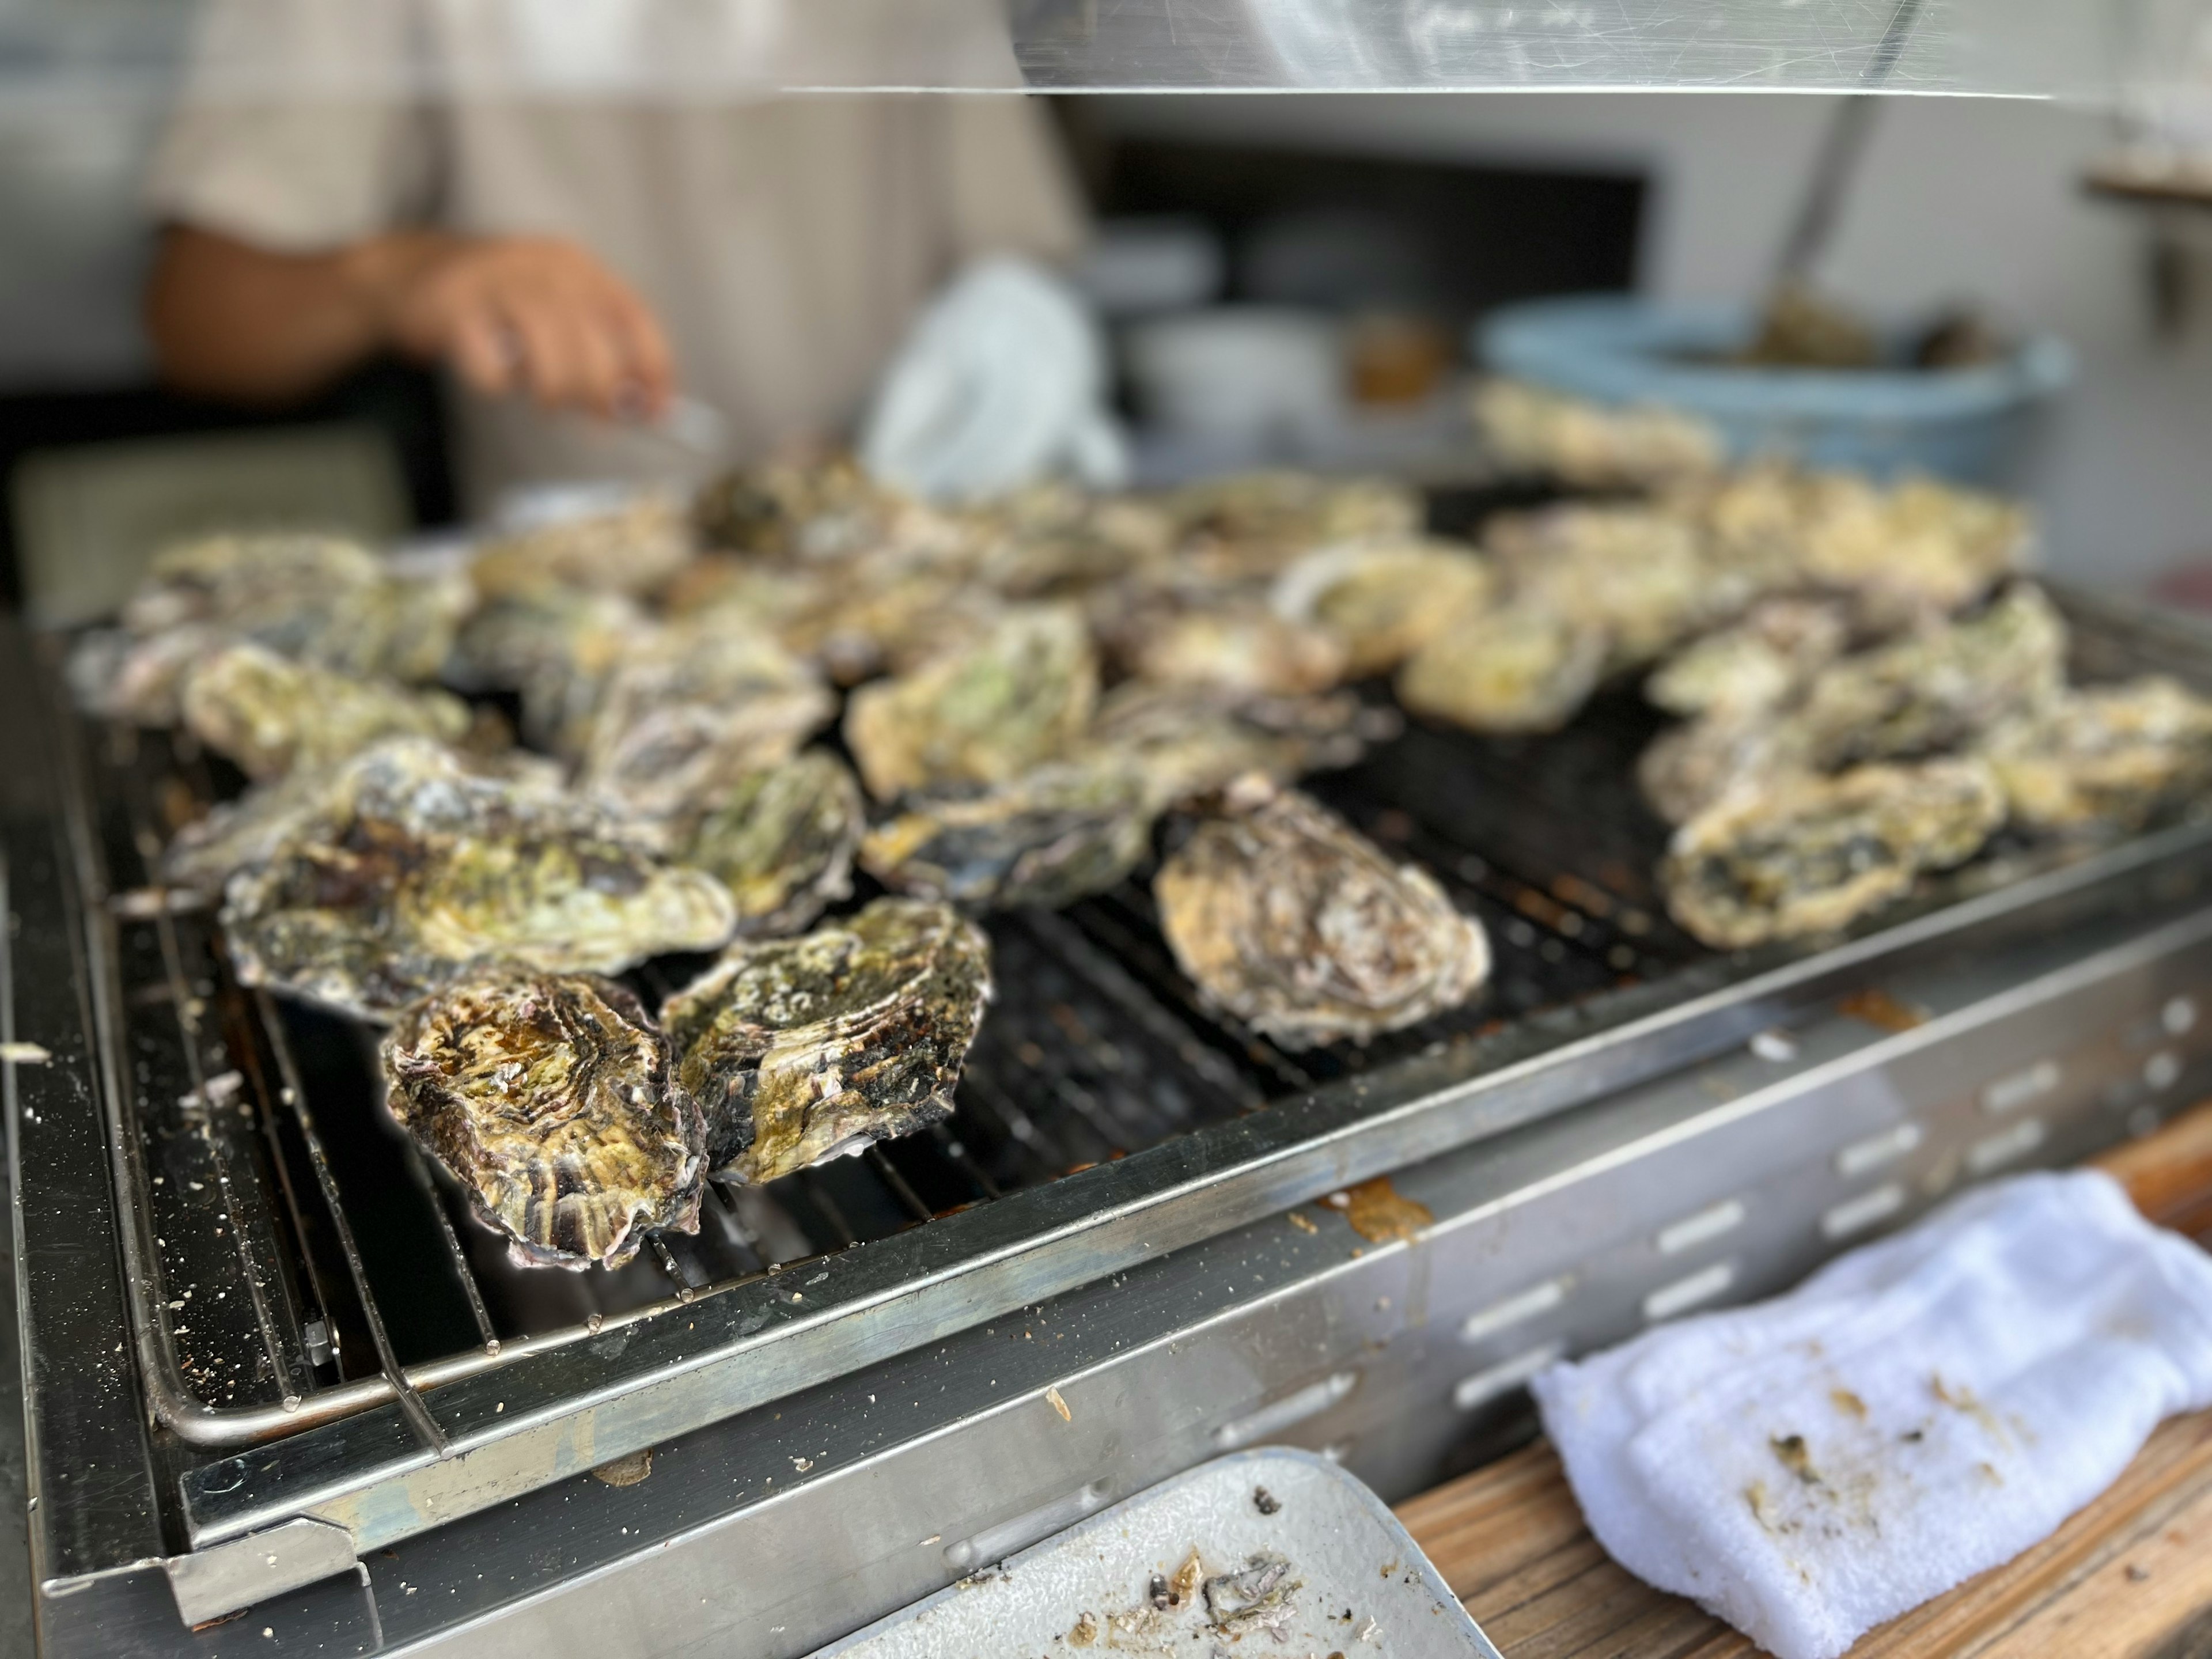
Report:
15,582,2212,1647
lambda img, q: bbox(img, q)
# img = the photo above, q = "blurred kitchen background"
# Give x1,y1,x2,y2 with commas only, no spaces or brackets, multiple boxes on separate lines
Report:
8,87,2212,598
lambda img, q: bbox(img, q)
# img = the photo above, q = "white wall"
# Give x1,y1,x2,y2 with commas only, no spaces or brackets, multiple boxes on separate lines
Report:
1086,93,2212,589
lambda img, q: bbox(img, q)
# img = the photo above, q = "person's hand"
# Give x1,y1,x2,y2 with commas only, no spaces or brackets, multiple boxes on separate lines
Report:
367,233,675,419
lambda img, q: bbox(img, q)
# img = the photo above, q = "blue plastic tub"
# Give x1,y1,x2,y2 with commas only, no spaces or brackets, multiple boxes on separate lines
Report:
1478,294,2071,484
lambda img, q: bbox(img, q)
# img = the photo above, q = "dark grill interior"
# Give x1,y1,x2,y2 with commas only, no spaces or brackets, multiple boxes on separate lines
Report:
87,666,1709,1435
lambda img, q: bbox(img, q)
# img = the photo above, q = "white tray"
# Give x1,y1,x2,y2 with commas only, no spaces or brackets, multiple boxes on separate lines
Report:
812,1448,1504,1657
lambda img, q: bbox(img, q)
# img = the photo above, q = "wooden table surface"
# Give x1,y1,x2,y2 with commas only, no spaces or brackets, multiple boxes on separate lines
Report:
1395,1103,2212,1659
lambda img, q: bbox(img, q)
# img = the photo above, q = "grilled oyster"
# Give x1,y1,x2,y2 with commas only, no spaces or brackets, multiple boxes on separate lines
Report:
1473,379,1724,490
1156,785,1491,1048
222,738,736,1020
180,643,473,781
446,585,651,756
660,897,991,1183
694,455,969,566
1982,677,2212,839
1496,503,1730,672
579,623,835,820
1661,758,2006,949
1794,472,2030,623
469,493,695,599
1644,597,1853,719
1637,711,1802,827
843,603,1098,801
1783,584,2066,771
971,487,1175,601
1111,601,1348,698
1162,471,1422,553
77,534,472,722
1396,601,1608,734
384,969,703,1270
676,750,863,936
1270,538,1497,677
859,755,1157,911
1088,681,1389,807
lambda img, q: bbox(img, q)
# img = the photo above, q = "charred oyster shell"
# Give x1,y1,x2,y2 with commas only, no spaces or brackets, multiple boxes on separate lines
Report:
222,738,736,1020
384,969,703,1270
1270,538,1497,677
660,897,991,1183
843,603,1098,801
1155,785,1491,1048
859,756,1157,911
1982,677,2212,839
578,623,835,820
180,642,474,781
1395,602,1608,735
1661,758,2006,949
676,749,864,937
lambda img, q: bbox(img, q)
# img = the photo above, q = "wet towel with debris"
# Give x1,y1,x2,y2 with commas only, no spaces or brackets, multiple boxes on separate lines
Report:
1531,1170,2212,1659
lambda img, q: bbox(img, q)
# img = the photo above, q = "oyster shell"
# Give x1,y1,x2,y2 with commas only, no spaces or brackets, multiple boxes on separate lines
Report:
1661,758,2006,949
1783,584,2066,771
1637,710,1801,827
1473,379,1725,490
1270,538,1497,677
1643,597,1853,719
77,534,471,722
384,969,703,1270
1794,472,2030,624
1111,601,1348,698
1161,471,1422,553
1087,681,1389,807
180,642,474,781
578,622,835,820
1982,677,2212,839
859,755,1157,911
660,897,991,1183
1395,601,1608,734
469,494,695,599
676,749,864,936
843,603,1098,801
694,456,968,566
222,738,736,1020
1155,785,1491,1048
446,585,651,756
1495,503,1730,672
971,487,1175,601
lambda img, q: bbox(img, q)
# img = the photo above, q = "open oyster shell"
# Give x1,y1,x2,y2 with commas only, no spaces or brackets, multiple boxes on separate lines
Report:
660,897,991,1184
384,969,704,1270
859,756,1157,912
676,749,864,937
222,738,736,1021
1661,757,2006,949
1396,601,1608,735
1982,677,2212,839
180,642,474,781
843,603,1098,801
1270,537,1497,677
578,622,835,820
1155,785,1491,1049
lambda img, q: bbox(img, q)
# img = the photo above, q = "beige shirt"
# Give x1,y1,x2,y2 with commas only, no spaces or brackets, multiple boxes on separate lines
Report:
146,2,1084,508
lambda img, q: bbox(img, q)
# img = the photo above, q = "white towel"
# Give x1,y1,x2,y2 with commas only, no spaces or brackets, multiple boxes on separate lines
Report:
1531,1171,2212,1659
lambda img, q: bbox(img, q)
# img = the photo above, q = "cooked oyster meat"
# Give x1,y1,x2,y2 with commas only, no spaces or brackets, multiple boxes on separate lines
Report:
843,603,1098,801
180,642,474,781
1643,597,1853,719
578,623,834,819
1784,584,2065,771
859,756,1157,911
1396,602,1608,735
1155,785,1490,1048
676,749,863,936
1270,538,1496,677
1982,677,2212,838
660,897,991,1184
222,738,736,1020
1661,758,2006,949
384,969,703,1270
469,493,696,599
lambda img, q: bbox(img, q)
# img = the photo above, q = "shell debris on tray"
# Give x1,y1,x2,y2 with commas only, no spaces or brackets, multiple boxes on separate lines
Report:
1661,757,2007,949
843,602,1098,801
384,968,704,1270
179,642,475,781
221,737,736,1021
660,897,991,1185
1982,677,2212,839
859,755,1158,911
675,748,864,937
1155,783,1491,1049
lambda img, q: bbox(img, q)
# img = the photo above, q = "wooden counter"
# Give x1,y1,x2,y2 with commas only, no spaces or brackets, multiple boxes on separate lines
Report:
1397,1103,2212,1659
